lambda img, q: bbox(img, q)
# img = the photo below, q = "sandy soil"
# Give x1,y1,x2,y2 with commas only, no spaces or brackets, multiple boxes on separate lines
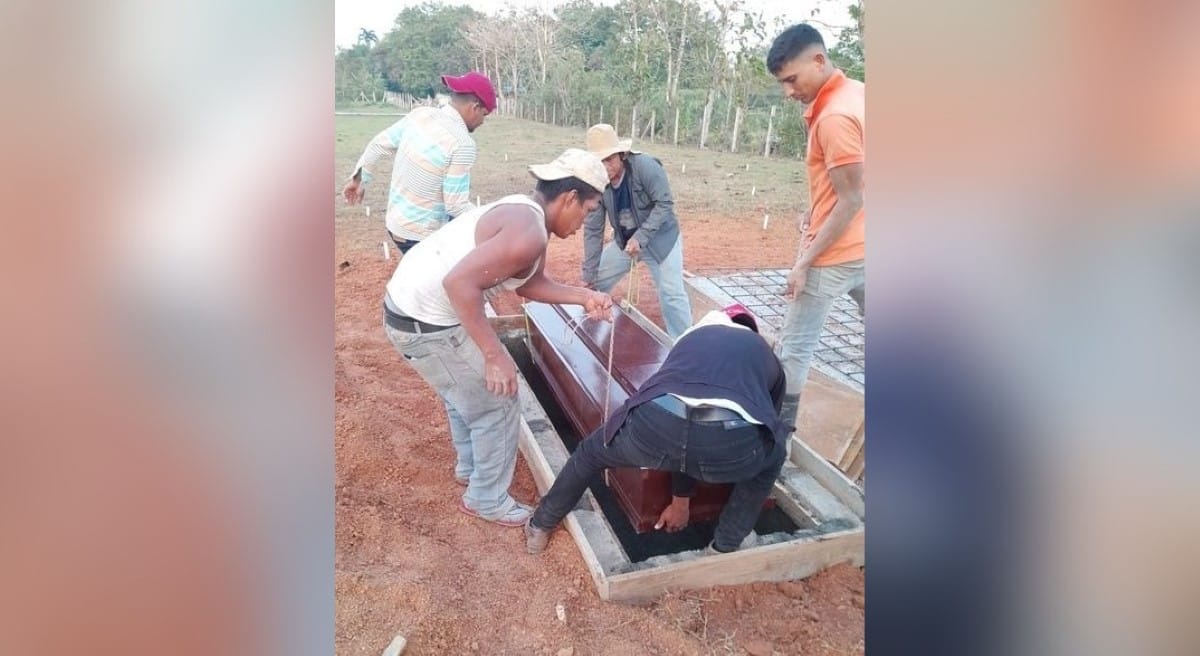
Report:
334,203,863,655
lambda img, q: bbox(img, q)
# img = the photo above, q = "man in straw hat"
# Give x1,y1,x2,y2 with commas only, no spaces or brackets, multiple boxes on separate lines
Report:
581,123,693,339
383,148,613,528
525,303,789,555
343,71,497,254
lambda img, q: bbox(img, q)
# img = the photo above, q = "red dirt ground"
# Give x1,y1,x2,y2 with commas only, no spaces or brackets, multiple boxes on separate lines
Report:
335,209,864,655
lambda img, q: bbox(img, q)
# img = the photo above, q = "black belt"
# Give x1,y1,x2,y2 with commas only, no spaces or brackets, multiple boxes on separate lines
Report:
649,395,746,424
388,233,420,254
383,301,457,334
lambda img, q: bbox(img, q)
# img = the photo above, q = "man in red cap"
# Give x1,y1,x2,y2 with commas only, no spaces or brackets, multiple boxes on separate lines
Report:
342,71,498,253
525,304,790,555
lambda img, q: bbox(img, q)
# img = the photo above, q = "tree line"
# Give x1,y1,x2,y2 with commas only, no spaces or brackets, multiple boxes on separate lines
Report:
335,0,864,158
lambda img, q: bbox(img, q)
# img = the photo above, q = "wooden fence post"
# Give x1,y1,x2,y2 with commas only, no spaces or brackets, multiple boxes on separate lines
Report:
650,111,656,142
764,105,776,158
673,106,681,145
631,106,638,138
730,106,744,153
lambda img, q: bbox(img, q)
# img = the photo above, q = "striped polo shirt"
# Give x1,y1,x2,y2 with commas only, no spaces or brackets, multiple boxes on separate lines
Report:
352,104,477,241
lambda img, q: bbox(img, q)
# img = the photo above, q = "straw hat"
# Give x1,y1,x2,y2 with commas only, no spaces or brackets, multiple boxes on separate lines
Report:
528,148,608,193
585,123,633,160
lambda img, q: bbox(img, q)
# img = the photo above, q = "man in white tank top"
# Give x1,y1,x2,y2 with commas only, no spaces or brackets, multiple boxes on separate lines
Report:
384,149,614,528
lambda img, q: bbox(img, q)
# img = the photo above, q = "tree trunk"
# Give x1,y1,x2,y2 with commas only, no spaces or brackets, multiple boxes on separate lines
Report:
615,107,621,134
552,103,557,125
631,106,638,138
730,106,743,153
671,3,689,104
723,90,734,140
673,106,681,145
650,110,656,142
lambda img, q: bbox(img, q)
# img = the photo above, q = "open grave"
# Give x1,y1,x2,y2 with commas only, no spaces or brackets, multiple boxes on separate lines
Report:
490,303,864,603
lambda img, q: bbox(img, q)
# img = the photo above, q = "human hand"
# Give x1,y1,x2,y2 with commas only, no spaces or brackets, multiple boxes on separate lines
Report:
484,351,518,397
785,264,809,300
654,497,690,532
583,290,613,321
624,239,641,259
342,179,364,205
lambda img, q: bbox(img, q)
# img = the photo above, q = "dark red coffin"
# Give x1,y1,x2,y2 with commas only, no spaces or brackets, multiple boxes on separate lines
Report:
525,302,771,533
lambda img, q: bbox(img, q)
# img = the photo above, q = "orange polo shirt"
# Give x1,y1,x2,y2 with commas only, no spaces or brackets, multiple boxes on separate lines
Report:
803,69,865,266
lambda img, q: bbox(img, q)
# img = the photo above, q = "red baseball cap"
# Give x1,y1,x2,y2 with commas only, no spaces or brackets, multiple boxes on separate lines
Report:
441,71,497,112
723,303,759,333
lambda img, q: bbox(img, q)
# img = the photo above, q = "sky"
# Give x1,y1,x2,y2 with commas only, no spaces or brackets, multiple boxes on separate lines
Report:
334,0,855,51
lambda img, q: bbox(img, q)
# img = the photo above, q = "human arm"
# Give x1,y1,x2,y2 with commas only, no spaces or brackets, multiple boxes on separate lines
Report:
655,494,691,532
785,114,864,298
442,141,478,219
658,471,696,531
580,201,608,286
343,119,405,205
516,259,613,320
441,207,546,396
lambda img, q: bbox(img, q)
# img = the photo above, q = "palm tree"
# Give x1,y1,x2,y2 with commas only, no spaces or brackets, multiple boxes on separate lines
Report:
358,28,378,48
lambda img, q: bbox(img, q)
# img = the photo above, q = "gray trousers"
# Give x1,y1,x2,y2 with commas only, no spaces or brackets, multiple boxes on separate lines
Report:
778,260,865,396
385,323,524,519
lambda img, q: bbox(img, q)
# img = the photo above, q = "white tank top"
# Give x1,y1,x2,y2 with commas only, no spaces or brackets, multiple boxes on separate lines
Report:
386,194,546,326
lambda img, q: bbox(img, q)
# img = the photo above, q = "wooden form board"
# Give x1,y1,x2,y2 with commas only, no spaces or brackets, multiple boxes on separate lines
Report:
494,310,865,603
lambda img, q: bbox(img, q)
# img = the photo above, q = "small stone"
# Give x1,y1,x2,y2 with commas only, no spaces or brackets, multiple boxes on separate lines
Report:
555,601,567,623
802,609,820,623
557,648,574,656
744,639,773,656
777,581,805,599
382,634,407,656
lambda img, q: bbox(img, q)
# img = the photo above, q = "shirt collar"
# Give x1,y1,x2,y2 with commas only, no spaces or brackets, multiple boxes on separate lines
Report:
674,311,750,343
440,103,468,131
803,69,847,123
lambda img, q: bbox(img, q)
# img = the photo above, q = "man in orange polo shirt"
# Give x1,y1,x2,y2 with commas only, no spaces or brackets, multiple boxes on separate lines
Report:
767,24,865,415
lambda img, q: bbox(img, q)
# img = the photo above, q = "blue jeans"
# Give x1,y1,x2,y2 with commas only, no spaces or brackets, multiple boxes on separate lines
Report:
592,236,693,339
530,400,786,552
384,323,525,519
778,260,865,396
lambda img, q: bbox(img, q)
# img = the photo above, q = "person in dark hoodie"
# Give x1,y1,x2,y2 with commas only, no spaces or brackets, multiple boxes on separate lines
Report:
524,304,789,555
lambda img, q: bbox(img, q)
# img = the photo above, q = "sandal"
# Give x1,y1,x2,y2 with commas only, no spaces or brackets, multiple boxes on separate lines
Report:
458,498,532,528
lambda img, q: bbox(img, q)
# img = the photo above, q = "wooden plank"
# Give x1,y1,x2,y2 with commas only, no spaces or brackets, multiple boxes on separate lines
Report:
603,528,864,603
515,372,631,582
789,438,865,519
845,444,864,480
770,479,819,529
836,418,865,473
776,466,857,524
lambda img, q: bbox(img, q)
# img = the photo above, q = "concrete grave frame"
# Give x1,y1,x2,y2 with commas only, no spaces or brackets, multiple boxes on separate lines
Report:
489,303,864,603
